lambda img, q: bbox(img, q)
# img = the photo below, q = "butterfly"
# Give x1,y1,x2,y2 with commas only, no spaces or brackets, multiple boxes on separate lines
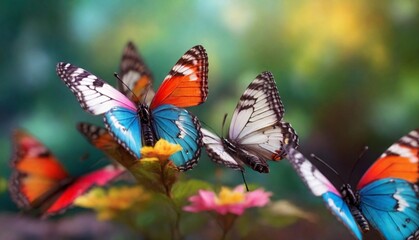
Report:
78,42,154,164
284,129,419,240
56,45,208,171
201,71,299,173
9,129,124,217
118,41,155,104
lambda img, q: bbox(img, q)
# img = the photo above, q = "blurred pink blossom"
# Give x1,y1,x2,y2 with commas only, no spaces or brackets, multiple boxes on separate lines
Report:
183,185,271,216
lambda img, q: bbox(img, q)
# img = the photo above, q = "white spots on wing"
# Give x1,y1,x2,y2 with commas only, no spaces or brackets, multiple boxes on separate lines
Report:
394,190,410,211
109,114,128,132
387,144,418,163
182,54,195,61
401,134,419,147
175,119,186,139
122,71,141,90
173,64,193,76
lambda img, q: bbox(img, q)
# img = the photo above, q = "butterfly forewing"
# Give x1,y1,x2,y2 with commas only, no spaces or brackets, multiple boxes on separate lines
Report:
229,72,297,161
118,42,155,104
56,62,136,115
357,129,419,189
150,45,208,109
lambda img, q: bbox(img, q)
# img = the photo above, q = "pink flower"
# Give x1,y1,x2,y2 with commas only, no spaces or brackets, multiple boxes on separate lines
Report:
183,185,272,216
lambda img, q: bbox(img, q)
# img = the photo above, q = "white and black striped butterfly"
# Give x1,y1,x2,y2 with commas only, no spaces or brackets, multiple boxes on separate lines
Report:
201,71,298,173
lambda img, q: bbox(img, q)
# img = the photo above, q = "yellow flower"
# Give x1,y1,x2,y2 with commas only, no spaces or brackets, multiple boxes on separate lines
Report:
141,139,182,161
74,186,150,221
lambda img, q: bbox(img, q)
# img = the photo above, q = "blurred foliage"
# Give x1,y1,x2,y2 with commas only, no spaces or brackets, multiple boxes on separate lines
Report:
0,177,6,194
0,0,418,239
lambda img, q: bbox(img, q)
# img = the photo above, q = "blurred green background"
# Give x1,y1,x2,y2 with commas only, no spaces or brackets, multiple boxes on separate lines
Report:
0,0,418,239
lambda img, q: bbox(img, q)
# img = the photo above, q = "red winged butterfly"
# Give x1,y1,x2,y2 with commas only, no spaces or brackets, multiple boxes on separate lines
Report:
285,130,419,240
9,129,124,217
201,71,299,173
78,42,153,165
56,45,208,171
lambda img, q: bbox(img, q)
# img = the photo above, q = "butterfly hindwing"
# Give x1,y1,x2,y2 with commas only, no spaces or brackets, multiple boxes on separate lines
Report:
285,146,363,240
56,62,136,115
152,104,203,171
359,179,419,240
150,45,208,109
104,107,143,159
77,122,135,164
118,41,155,104
44,165,124,217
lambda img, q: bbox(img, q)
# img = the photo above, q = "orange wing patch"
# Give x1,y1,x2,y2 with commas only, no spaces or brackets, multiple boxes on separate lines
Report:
150,45,208,109
357,129,419,189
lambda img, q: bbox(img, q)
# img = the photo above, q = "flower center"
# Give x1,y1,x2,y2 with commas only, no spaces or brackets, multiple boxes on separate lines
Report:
215,187,245,205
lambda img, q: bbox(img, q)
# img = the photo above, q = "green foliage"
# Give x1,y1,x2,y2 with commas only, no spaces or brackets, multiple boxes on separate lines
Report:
0,178,7,194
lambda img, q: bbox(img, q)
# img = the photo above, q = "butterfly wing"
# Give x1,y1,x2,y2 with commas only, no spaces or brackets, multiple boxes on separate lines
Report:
56,62,136,115
104,107,142,159
118,41,155,104
356,129,419,240
228,72,298,162
9,129,70,211
357,129,419,189
150,45,208,109
359,179,419,240
44,165,124,217
152,104,203,171
285,146,363,240
201,128,244,171
77,122,135,164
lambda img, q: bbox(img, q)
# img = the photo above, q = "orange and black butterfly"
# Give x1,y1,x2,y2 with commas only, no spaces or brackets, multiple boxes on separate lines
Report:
9,129,124,217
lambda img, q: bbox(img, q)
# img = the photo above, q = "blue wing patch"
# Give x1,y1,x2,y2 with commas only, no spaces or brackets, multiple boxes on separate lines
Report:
322,192,363,240
359,178,419,240
152,104,202,171
104,106,142,158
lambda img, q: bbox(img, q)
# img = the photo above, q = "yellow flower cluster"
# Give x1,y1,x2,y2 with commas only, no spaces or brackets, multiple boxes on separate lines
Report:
74,186,150,221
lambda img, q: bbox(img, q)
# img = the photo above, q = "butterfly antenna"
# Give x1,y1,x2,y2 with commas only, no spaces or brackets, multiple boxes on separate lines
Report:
348,146,369,183
310,153,346,185
221,113,228,137
113,72,141,103
240,171,250,192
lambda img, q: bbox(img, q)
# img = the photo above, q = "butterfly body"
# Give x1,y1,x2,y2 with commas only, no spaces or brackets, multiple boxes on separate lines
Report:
340,184,370,233
222,138,270,173
58,45,208,171
202,71,298,173
285,129,419,240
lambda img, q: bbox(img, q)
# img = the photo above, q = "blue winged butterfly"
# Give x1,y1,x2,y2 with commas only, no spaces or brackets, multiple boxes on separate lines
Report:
9,129,124,217
201,71,299,173
57,45,208,171
284,129,419,240
78,42,153,165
